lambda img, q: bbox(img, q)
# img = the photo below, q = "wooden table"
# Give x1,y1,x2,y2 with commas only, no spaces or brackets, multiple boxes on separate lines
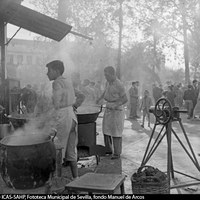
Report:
65,173,126,194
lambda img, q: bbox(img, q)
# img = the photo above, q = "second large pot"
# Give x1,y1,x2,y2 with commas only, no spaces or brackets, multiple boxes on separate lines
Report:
0,133,56,189
76,105,102,124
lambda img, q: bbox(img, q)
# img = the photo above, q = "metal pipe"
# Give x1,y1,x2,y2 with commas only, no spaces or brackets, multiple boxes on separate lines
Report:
170,181,200,189
70,31,93,40
173,170,200,182
5,27,21,46
172,128,199,169
141,123,158,165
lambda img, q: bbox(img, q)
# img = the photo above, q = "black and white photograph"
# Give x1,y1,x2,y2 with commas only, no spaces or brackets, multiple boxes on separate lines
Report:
0,0,200,196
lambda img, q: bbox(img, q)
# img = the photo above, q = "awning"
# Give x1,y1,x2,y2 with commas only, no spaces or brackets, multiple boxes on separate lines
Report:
0,0,72,41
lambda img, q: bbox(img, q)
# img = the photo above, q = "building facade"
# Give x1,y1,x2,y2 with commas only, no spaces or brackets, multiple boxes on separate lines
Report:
5,38,51,87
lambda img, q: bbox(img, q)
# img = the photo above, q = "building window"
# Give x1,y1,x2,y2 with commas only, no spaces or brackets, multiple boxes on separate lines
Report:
27,55,32,65
7,54,14,64
17,55,23,64
36,56,42,65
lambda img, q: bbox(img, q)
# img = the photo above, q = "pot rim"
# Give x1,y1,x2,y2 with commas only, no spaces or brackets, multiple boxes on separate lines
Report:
0,134,52,147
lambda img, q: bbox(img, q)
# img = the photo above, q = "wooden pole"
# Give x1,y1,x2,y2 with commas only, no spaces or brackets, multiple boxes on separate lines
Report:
0,19,7,120
0,19,6,83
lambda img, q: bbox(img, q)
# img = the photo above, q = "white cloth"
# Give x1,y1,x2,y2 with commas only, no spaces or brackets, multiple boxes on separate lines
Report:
55,106,77,161
102,79,126,137
103,102,125,137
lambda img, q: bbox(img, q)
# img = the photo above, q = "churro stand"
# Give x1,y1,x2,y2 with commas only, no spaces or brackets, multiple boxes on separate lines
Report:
0,0,97,194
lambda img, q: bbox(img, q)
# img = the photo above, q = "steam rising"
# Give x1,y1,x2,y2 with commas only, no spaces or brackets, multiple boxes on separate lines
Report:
2,113,56,146
77,105,100,114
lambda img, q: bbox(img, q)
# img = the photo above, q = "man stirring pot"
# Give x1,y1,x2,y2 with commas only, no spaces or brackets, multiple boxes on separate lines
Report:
97,66,128,159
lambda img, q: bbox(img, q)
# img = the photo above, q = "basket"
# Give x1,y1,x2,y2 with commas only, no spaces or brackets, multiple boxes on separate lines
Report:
131,165,170,194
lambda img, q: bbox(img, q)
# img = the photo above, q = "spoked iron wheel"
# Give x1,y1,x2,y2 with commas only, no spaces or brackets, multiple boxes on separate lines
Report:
155,98,172,125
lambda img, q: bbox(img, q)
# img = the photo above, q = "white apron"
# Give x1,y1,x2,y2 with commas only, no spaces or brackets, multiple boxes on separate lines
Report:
102,79,126,137
50,76,77,161
103,102,125,137
55,106,77,161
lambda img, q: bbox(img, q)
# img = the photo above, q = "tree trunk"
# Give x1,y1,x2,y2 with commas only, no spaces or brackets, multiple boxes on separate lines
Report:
153,31,157,73
183,26,190,84
116,0,123,80
181,0,190,84
58,0,68,22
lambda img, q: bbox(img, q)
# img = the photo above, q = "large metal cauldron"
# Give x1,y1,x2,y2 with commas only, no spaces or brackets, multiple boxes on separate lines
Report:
0,133,56,189
76,105,102,124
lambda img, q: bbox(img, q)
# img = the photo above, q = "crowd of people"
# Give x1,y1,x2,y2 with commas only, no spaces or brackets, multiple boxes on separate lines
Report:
39,66,200,173
2,60,200,180
16,74,104,118
125,79,200,128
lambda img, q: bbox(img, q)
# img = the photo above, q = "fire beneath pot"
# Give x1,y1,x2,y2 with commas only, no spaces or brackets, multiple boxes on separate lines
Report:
78,146,90,158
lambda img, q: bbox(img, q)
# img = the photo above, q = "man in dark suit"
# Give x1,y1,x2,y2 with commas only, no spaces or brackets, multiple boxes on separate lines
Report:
191,80,199,118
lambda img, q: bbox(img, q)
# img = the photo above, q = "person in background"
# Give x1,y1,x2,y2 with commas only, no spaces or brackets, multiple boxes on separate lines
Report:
71,72,85,111
193,91,200,119
89,81,97,101
135,81,141,115
174,83,184,108
20,84,37,113
191,79,199,118
129,81,139,120
162,90,168,98
183,85,195,119
140,90,152,128
194,81,200,119
94,81,104,105
46,60,78,180
166,85,176,107
96,66,128,159
152,83,163,104
163,80,172,91
34,83,51,117
81,79,96,105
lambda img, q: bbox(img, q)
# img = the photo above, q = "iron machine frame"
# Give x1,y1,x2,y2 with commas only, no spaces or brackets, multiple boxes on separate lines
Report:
141,98,200,192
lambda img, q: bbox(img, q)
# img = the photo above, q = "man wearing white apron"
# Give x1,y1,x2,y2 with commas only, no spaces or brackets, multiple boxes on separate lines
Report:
97,66,128,159
46,60,78,179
